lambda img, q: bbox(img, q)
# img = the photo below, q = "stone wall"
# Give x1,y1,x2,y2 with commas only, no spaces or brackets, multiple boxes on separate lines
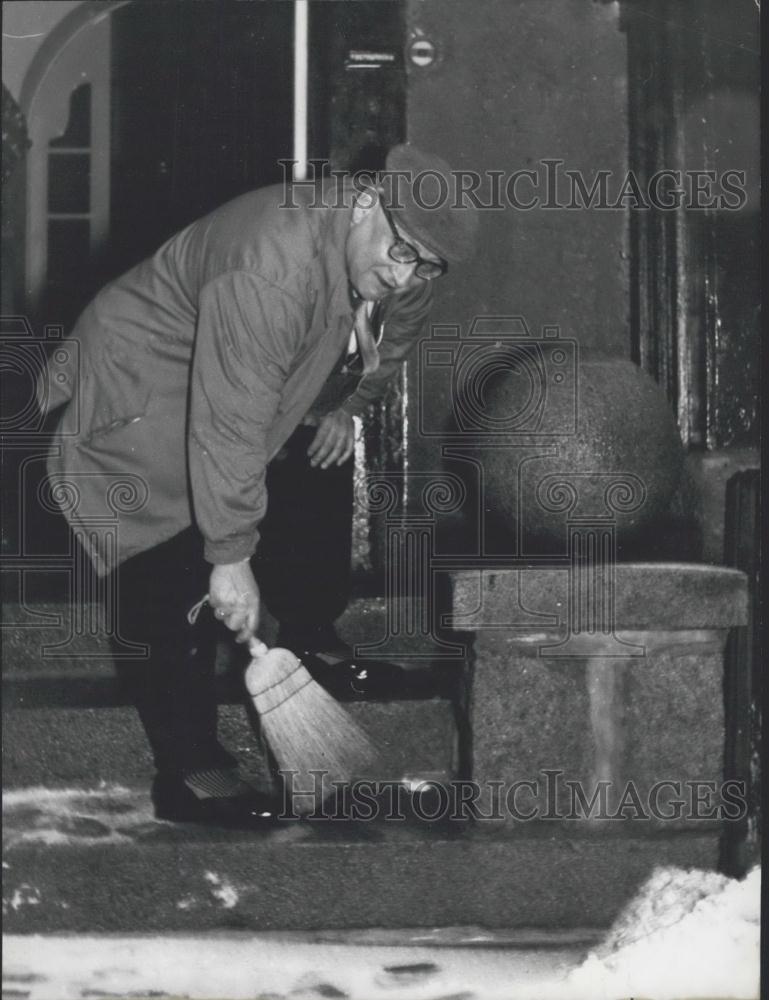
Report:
403,0,629,479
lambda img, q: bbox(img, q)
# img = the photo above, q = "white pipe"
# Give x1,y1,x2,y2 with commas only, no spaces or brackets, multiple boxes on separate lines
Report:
293,0,309,181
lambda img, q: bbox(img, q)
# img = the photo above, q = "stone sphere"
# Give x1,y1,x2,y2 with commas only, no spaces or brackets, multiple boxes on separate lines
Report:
476,355,685,550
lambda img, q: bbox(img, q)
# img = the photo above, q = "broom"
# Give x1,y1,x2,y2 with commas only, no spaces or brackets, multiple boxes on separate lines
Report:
188,597,377,814
244,636,378,813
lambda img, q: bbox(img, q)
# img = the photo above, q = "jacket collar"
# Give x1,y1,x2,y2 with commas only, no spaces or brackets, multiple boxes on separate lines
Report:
319,187,356,331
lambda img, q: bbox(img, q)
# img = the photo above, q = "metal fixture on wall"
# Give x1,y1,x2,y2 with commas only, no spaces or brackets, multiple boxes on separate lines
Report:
293,0,309,181
408,35,437,68
721,469,761,875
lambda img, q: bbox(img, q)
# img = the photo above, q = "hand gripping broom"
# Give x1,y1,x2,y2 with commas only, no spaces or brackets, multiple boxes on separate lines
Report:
188,597,377,814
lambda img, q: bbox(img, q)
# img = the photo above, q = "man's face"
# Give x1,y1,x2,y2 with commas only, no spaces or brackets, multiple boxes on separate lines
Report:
345,193,445,301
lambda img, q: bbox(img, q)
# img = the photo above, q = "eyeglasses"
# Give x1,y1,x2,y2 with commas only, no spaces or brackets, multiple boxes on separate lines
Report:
381,205,448,280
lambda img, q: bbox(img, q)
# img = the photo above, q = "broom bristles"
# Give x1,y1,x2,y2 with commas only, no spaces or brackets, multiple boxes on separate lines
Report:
245,647,377,813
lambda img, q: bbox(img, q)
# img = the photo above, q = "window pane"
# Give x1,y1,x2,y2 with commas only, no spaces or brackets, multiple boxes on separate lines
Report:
47,219,90,285
50,83,92,148
48,153,91,213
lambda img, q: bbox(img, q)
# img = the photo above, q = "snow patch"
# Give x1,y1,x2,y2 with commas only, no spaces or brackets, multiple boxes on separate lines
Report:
6,884,41,911
203,871,239,909
2,935,578,999
3,785,155,849
567,865,760,999
2,784,136,808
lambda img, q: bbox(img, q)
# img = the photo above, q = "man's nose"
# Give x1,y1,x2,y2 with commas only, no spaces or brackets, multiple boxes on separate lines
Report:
390,261,418,288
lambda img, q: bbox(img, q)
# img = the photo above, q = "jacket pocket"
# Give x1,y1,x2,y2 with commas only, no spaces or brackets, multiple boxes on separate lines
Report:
84,412,148,444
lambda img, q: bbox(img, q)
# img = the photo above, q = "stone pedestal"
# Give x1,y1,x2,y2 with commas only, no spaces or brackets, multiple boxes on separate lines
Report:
450,564,748,832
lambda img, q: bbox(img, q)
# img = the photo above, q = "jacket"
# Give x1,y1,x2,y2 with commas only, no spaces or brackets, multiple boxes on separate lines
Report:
40,184,432,575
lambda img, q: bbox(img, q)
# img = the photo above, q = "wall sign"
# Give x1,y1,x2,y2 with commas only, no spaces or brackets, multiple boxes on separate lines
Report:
408,37,436,67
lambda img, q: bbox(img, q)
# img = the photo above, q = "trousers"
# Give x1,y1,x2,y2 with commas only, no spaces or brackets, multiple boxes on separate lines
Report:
112,425,354,774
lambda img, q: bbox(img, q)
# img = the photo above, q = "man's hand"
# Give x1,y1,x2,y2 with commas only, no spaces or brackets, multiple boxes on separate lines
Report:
307,409,355,468
209,559,259,643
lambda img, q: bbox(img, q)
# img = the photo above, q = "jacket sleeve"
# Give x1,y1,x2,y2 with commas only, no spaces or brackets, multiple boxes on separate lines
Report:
339,281,433,417
188,270,304,565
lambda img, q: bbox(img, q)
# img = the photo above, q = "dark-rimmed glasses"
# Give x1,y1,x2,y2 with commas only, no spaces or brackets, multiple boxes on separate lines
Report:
381,205,448,280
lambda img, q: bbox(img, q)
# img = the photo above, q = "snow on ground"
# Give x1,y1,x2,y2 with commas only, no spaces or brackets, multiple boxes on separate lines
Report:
3,934,583,1000
566,865,760,1000
2,785,157,849
2,865,760,1000
3,790,760,999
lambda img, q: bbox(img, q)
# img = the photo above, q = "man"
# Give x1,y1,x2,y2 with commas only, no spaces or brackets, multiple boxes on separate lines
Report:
39,144,477,827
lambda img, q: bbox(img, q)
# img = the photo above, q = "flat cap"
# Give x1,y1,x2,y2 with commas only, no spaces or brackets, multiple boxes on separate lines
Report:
380,144,478,264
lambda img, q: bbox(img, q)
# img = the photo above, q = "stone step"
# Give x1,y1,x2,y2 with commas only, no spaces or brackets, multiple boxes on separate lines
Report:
3,593,462,792
2,657,459,706
2,698,459,789
2,786,719,934
1,596,466,679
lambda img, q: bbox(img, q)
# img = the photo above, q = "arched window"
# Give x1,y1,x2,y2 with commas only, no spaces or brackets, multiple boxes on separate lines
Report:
21,6,115,323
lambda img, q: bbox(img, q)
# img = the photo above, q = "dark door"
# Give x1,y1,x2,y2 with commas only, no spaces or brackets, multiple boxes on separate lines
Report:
107,0,406,279
107,0,295,277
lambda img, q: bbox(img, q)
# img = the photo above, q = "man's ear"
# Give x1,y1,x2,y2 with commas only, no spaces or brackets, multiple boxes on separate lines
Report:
351,187,379,225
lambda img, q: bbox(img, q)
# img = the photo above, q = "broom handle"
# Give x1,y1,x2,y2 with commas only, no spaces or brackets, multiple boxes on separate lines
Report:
187,594,268,659
248,636,269,658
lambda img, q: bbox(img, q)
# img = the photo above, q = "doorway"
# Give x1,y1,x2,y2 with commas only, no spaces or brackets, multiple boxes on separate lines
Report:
5,1,407,598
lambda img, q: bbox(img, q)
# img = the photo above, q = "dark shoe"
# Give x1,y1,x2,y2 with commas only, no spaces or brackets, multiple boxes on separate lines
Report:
276,623,351,659
293,650,406,698
152,771,282,829
276,624,408,697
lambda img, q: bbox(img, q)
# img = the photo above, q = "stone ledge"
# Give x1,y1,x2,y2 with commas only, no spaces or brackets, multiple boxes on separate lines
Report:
450,563,748,631
3,822,719,933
